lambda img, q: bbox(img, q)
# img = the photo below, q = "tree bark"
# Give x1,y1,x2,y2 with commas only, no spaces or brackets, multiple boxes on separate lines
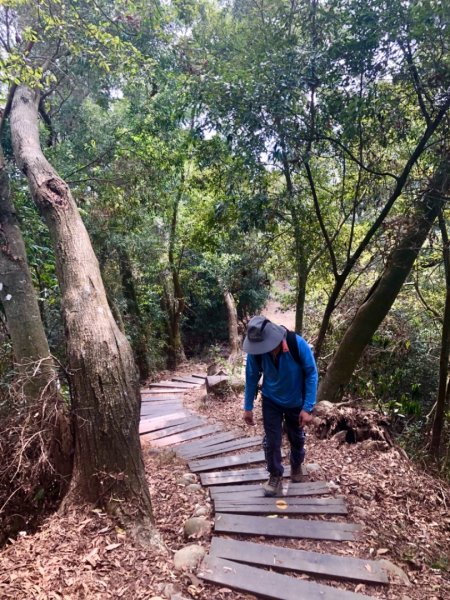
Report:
117,247,150,382
162,186,186,370
161,272,186,370
223,289,240,357
292,208,307,335
318,159,450,403
314,94,450,359
10,86,154,531
430,211,450,458
0,145,56,401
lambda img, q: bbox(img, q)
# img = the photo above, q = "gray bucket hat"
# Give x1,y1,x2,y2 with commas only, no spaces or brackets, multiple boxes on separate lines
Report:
243,315,285,355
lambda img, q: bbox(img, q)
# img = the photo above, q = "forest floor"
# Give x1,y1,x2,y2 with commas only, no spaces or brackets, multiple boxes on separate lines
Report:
0,364,450,600
0,293,449,599
0,371,449,600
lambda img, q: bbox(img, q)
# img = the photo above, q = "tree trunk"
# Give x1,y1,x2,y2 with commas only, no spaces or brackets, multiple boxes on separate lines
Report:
10,86,154,531
118,247,150,382
162,186,186,370
430,211,450,458
318,159,450,403
223,289,240,357
0,146,56,400
313,95,450,359
292,209,307,335
161,273,186,370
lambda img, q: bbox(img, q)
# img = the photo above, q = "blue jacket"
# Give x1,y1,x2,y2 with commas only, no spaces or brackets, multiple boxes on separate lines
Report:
244,335,318,412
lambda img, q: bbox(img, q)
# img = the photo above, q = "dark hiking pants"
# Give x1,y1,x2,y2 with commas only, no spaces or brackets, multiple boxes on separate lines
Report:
262,395,305,477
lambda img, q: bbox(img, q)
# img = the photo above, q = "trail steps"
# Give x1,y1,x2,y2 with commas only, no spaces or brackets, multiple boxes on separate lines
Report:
140,372,392,599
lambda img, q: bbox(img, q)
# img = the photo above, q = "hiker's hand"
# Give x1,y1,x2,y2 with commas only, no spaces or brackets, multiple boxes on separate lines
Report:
243,410,254,426
299,409,313,427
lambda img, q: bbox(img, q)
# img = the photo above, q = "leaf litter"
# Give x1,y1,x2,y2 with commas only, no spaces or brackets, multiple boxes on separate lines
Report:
0,361,448,600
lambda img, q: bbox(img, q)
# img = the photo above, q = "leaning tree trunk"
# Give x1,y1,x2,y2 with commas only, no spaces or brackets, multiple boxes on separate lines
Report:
223,289,240,359
318,159,450,403
10,86,154,530
0,145,55,401
430,211,450,459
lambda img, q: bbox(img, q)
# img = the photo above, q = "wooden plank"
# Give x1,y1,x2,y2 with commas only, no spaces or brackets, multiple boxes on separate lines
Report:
201,465,289,486
189,450,266,472
148,424,223,447
148,381,198,389
171,375,205,385
209,481,331,499
139,417,205,441
142,388,189,395
181,437,262,460
140,405,183,417
214,513,361,541
176,432,243,456
141,402,183,412
209,538,389,585
213,502,347,516
141,396,184,403
179,431,246,454
215,496,345,507
198,555,375,600
141,399,183,408
191,373,207,380
139,414,191,434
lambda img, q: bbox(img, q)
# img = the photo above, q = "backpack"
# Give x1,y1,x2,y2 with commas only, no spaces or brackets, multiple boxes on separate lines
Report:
254,329,301,371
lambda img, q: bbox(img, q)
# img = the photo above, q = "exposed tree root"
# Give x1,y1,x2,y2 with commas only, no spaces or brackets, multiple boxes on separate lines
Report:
313,400,395,448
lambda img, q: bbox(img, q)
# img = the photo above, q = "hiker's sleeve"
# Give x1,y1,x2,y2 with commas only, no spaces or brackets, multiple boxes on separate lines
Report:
298,337,318,412
244,354,260,411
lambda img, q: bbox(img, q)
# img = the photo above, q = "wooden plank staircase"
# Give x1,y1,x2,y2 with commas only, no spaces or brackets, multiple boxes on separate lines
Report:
140,374,391,599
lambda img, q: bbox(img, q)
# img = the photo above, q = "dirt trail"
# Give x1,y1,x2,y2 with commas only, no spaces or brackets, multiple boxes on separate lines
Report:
262,281,296,330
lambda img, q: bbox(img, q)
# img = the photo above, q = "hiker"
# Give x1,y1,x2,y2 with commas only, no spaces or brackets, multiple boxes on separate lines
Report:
243,315,318,497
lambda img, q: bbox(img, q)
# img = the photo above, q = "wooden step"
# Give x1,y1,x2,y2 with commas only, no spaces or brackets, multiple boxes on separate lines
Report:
209,538,389,585
149,424,223,447
176,431,243,456
198,555,375,599
182,436,262,460
172,375,205,385
142,388,189,395
147,381,198,389
189,450,267,472
214,513,361,541
141,395,184,403
140,404,183,417
139,417,205,441
139,413,191,434
201,464,288,486
208,480,331,499
213,497,347,515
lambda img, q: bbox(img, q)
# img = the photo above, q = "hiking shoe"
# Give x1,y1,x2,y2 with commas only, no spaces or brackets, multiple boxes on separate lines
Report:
262,474,283,497
291,464,305,483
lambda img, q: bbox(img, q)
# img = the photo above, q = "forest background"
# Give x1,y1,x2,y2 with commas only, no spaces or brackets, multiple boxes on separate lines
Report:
0,0,449,555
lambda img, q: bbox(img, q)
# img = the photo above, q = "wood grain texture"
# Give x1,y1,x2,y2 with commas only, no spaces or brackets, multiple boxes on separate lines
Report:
198,555,375,599
214,513,361,541
209,538,388,585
